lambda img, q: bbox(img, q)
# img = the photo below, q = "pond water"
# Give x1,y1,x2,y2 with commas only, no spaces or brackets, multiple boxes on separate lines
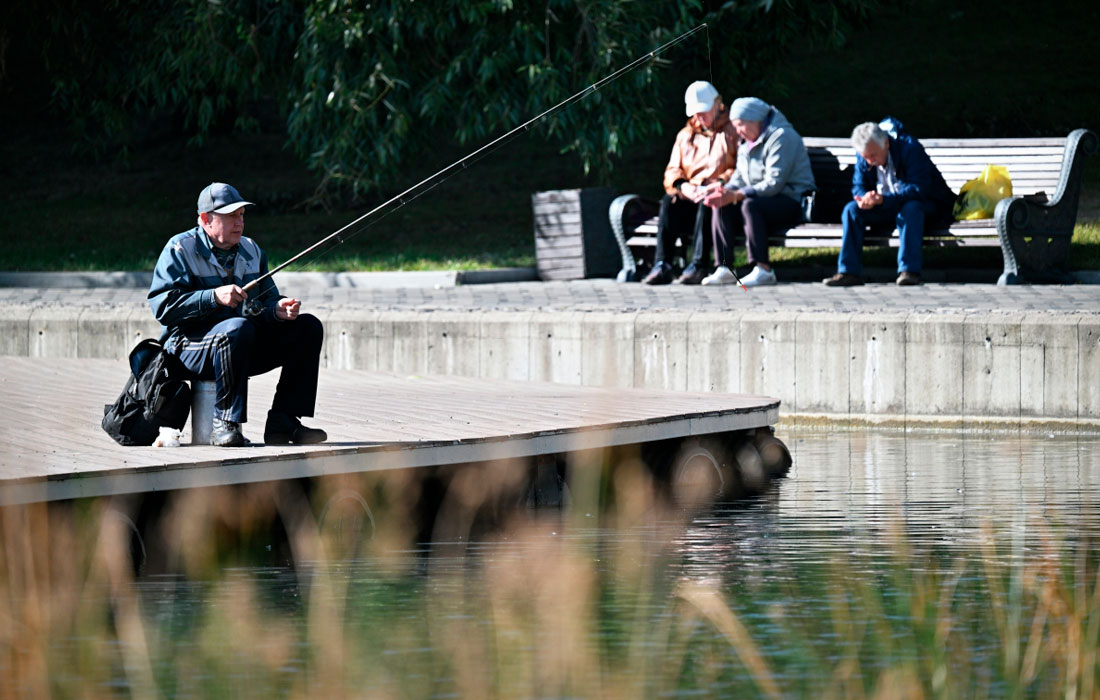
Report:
32,430,1100,697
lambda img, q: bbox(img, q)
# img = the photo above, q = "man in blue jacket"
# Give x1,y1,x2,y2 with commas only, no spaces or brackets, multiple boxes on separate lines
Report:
823,118,955,286
149,182,327,446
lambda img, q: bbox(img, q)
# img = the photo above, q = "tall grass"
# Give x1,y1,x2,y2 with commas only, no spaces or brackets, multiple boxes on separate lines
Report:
3,458,1100,697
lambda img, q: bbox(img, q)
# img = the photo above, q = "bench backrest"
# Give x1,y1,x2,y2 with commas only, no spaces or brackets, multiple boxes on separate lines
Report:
802,136,1068,220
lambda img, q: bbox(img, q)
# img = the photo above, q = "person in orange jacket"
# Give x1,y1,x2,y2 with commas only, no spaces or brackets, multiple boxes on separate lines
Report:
642,80,739,285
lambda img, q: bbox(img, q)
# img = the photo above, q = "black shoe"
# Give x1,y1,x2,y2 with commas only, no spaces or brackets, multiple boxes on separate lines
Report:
641,261,674,285
211,416,249,447
675,263,708,285
896,271,921,286
823,272,864,287
264,410,328,445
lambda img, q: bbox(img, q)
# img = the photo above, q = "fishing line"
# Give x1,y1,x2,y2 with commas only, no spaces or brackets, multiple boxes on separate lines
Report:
241,22,711,298
706,24,713,87
692,24,745,291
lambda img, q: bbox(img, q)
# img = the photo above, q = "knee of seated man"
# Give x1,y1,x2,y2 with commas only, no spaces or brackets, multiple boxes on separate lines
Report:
221,316,255,340
841,200,862,221
896,200,927,225
298,313,324,344
275,313,324,353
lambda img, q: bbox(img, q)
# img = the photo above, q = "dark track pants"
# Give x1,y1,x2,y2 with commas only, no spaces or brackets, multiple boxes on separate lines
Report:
173,314,323,424
656,194,717,268
714,194,803,267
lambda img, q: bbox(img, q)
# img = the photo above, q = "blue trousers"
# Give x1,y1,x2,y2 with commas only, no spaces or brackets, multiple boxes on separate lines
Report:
173,314,323,423
838,199,943,276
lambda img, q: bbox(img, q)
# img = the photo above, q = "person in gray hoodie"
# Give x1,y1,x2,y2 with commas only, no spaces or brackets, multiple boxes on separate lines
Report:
703,97,815,286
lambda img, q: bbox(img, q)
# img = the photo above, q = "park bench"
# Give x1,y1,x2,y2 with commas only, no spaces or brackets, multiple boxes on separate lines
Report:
608,128,1097,284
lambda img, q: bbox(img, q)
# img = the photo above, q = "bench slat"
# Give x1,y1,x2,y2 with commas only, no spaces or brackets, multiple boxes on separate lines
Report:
807,148,1070,157
935,162,1063,171
806,151,1062,160
627,235,1001,249
779,238,1001,248
804,137,1068,148
919,138,1067,148
926,151,1064,160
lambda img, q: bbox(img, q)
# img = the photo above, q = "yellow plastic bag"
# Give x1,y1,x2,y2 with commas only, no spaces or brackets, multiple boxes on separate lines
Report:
952,165,1013,220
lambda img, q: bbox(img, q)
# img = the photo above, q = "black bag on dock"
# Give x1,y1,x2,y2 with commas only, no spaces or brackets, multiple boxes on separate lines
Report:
102,339,192,446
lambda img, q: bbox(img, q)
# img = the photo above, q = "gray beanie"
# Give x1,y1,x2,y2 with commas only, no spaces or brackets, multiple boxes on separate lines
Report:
729,97,770,122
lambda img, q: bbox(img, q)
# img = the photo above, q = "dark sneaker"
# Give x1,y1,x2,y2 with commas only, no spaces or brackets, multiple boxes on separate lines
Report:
641,261,674,285
896,271,921,286
211,416,249,447
264,410,328,445
675,263,708,285
823,273,864,287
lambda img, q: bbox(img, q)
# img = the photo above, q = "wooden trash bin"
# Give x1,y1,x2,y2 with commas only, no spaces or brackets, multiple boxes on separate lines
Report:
532,187,619,280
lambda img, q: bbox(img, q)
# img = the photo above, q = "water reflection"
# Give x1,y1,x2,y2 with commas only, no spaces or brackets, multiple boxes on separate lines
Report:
361,430,1100,696
663,430,1100,696
675,430,1100,595
776,430,1100,540
6,430,1100,696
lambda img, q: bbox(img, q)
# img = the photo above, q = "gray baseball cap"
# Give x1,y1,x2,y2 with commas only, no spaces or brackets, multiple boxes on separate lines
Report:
197,182,254,214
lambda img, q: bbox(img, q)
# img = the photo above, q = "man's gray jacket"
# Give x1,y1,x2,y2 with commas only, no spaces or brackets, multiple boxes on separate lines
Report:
148,226,283,352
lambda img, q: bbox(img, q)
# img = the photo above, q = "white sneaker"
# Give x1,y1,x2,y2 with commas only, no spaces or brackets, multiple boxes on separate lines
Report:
741,265,777,287
701,265,737,286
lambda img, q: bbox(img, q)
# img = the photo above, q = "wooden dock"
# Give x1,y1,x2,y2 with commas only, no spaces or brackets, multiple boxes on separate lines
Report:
0,358,780,506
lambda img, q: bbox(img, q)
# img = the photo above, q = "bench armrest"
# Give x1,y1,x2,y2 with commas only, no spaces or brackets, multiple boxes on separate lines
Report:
996,128,1098,284
609,194,661,282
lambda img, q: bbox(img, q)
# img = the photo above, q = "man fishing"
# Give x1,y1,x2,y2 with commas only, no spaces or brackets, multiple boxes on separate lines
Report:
148,182,327,447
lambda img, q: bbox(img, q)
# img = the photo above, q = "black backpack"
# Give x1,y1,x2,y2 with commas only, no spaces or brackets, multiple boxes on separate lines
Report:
102,339,193,446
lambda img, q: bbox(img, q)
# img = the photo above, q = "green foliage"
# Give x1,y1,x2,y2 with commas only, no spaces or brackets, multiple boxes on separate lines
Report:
713,0,878,100
8,0,881,194
284,0,883,197
285,0,704,196
33,0,303,158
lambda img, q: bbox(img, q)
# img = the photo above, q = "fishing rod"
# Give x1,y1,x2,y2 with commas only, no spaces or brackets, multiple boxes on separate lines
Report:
242,22,711,294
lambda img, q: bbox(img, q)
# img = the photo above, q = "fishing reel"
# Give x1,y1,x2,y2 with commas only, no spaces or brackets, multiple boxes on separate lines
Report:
242,297,265,318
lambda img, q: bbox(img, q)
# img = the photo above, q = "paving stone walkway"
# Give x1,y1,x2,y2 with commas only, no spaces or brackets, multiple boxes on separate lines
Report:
2,278,1098,315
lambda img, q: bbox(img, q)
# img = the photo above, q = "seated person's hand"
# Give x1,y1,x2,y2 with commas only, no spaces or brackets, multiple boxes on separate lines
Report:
214,284,247,308
702,187,725,207
703,187,744,208
276,297,301,321
855,191,882,209
679,181,706,203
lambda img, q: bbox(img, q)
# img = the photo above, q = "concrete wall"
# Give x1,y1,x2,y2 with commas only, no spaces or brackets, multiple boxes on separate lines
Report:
7,304,1100,427
317,307,1100,428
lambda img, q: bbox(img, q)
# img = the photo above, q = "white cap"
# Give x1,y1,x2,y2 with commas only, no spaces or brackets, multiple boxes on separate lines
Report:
684,80,719,117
